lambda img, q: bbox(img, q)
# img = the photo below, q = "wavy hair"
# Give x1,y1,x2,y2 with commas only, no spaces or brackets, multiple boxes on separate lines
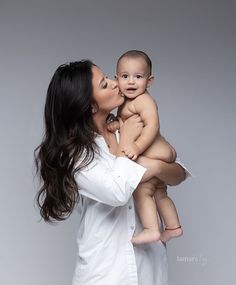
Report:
34,60,98,222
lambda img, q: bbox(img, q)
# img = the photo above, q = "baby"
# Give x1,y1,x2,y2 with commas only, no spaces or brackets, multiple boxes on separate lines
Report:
114,50,183,244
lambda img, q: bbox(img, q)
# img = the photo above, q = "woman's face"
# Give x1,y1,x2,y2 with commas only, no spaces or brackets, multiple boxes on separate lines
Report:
92,66,125,113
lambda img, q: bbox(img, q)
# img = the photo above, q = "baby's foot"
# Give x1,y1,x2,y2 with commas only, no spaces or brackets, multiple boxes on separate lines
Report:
160,226,183,243
131,229,161,244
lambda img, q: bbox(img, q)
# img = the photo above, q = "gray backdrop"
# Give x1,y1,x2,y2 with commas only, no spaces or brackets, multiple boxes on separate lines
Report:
0,0,235,284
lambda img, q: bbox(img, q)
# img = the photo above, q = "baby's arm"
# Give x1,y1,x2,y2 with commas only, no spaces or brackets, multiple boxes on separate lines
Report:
134,92,160,151
123,92,159,159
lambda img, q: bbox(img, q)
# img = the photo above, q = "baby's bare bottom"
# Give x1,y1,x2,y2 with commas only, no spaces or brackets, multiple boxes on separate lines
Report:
132,178,182,244
143,135,177,162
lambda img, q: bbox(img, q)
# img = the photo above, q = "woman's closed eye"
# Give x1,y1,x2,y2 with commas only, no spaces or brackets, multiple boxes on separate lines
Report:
102,82,108,89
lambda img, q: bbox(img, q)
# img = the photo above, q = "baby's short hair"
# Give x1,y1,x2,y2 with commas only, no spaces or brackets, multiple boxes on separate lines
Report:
117,50,152,75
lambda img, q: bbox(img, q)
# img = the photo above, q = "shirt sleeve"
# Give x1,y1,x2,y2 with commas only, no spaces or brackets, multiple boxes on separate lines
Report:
75,156,146,207
175,157,192,178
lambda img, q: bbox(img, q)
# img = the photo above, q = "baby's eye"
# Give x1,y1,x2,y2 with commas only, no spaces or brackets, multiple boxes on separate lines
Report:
122,74,128,79
136,75,142,79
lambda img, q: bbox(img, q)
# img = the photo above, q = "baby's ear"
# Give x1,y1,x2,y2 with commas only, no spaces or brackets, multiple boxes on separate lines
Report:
147,75,154,87
114,74,118,80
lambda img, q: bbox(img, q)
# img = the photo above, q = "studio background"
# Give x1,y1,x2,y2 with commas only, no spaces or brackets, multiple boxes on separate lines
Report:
0,0,235,284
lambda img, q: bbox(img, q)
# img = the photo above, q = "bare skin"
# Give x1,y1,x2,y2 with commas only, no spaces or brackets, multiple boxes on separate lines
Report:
118,93,176,162
107,116,185,244
92,65,186,244
114,55,183,244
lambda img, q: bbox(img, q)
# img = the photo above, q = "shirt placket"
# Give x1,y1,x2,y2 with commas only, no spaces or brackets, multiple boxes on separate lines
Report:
126,197,138,285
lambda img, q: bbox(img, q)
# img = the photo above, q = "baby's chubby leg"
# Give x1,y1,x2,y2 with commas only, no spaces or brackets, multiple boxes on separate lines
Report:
132,179,161,244
154,186,183,242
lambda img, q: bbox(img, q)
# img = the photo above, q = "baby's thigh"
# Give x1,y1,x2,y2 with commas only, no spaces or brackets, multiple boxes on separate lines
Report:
134,178,160,199
143,135,176,162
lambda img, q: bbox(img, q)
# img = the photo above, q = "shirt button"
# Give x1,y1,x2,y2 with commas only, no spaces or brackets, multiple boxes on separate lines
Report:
128,205,132,210
130,226,134,230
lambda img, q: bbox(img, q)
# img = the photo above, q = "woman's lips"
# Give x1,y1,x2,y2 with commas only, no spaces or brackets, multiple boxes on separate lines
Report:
118,90,125,97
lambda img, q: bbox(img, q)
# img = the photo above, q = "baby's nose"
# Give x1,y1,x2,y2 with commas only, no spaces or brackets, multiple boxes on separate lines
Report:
128,77,134,83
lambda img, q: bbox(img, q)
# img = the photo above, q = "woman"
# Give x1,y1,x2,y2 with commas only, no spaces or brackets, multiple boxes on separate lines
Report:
35,60,188,285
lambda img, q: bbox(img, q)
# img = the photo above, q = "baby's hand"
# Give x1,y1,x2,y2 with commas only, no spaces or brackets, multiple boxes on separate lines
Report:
106,114,120,133
122,143,141,160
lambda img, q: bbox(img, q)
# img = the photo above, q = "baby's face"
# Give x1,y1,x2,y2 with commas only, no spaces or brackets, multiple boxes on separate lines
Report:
116,57,151,99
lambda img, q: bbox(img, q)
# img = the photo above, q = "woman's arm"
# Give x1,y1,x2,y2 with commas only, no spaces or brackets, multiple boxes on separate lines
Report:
116,115,186,186
136,156,186,186
75,156,146,207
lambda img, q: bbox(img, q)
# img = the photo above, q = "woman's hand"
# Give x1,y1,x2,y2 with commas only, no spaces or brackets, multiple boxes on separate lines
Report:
107,120,120,133
106,113,120,133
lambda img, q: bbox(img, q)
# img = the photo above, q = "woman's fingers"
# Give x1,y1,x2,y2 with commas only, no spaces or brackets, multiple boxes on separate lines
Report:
107,121,120,132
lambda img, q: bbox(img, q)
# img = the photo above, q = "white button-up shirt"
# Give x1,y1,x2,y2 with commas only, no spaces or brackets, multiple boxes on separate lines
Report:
72,134,188,285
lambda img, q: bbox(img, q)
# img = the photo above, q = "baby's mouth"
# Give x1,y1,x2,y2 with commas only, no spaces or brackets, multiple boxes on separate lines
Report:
126,88,136,91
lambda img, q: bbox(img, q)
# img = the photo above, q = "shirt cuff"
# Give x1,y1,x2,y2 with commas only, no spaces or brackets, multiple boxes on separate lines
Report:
113,157,146,190
175,157,192,178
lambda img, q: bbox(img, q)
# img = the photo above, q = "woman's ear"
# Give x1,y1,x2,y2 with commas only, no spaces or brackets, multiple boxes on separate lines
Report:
147,75,154,88
91,103,98,114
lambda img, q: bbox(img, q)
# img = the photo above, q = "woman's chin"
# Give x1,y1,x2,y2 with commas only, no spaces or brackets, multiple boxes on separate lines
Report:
118,96,125,106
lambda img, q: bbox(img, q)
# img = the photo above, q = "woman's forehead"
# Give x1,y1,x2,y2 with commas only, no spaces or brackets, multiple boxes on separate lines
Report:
92,66,104,86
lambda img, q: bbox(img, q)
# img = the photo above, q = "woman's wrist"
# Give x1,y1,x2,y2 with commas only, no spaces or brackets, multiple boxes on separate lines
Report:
135,156,161,182
135,156,186,186
116,143,126,157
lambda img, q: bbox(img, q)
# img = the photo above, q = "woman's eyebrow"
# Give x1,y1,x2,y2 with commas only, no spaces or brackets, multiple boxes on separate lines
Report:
99,77,105,86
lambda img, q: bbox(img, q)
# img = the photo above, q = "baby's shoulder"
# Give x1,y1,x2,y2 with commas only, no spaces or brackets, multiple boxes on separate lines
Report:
118,99,136,118
135,92,157,106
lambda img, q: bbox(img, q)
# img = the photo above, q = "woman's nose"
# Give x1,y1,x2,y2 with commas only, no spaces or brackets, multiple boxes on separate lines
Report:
110,79,118,89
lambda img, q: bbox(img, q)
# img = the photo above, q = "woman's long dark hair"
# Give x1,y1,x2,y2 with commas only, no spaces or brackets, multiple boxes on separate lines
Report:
34,60,97,222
